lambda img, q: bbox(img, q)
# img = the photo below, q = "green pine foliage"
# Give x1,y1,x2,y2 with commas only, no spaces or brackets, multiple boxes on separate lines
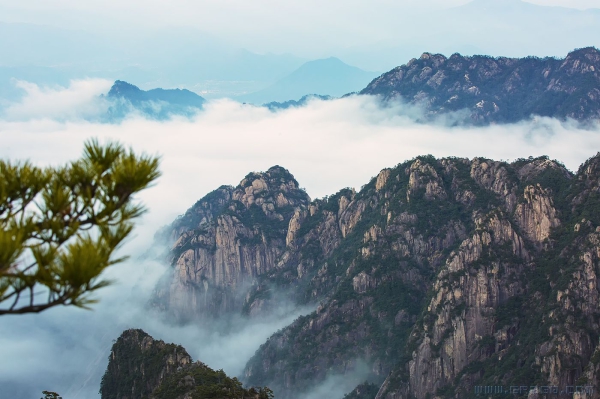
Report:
100,329,190,399
0,139,160,315
154,366,274,399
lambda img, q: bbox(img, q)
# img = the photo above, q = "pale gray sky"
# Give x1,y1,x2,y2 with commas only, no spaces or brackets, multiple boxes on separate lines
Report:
0,0,598,58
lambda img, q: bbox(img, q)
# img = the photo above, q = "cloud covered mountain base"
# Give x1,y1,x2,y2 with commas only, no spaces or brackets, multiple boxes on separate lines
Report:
1,80,600,399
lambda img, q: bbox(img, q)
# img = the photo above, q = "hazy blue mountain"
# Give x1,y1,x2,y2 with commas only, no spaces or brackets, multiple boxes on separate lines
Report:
0,22,305,98
0,22,112,104
236,57,379,104
120,27,306,93
105,80,205,120
2,0,598,92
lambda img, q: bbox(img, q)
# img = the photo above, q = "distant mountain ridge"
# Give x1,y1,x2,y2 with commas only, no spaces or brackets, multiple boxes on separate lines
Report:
105,80,205,120
108,80,205,107
238,57,379,104
0,21,306,97
103,47,600,125
359,47,600,124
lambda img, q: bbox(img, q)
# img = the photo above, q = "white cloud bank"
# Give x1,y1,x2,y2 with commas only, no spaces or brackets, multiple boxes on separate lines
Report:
2,79,113,121
0,80,600,399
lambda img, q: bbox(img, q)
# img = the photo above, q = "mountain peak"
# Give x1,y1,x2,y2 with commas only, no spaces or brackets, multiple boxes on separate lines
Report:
100,329,192,399
267,164,293,175
298,56,351,70
108,80,142,97
566,46,600,61
104,80,205,120
310,56,344,63
237,57,378,103
241,165,302,191
101,329,274,399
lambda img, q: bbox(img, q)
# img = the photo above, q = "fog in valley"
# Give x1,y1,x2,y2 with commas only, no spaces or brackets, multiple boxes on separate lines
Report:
1,79,600,398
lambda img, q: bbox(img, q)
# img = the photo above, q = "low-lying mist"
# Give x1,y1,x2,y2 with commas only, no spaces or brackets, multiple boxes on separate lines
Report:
1,79,600,399
294,360,373,399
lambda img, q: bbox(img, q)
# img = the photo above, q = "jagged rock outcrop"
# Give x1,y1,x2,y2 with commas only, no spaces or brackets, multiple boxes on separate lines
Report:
100,329,273,399
371,155,600,399
407,159,447,201
237,154,600,399
398,212,530,399
152,166,310,321
360,47,600,124
152,153,600,399
100,329,192,399
514,184,560,247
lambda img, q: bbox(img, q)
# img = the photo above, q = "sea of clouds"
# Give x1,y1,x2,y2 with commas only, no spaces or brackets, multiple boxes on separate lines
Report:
1,79,600,399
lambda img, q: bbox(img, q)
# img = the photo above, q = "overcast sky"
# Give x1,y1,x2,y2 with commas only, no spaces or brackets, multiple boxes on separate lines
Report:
0,0,598,58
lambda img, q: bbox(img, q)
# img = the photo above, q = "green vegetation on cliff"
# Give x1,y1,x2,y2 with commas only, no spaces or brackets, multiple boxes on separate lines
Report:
152,152,600,399
361,47,600,124
242,153,600,399
101,329,274,399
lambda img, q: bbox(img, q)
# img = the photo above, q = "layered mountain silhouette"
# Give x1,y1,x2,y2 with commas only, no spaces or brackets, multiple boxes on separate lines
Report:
103,47,600,125
237,57,379,104
0,22,305,94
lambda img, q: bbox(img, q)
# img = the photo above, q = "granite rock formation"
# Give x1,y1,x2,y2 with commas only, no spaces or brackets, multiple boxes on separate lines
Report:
360,47,600,124
152,154,600,399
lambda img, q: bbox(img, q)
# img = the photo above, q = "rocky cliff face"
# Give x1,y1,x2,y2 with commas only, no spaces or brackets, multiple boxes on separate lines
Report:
152,165,311,321
153,154,600,399
370,155,600,399
237,154,600,399
359,47,600,124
